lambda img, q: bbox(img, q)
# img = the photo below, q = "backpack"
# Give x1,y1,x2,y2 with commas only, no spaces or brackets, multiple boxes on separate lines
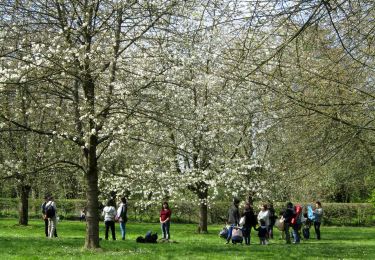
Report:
141,231,158,243
307,205,315,221
145,233,158,243
45,203,56,218
231,227,243,243
219,226,228,238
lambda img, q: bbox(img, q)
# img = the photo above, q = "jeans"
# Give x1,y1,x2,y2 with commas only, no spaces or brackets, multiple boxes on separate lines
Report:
119,221,126,240
226,224,234,242
314,222,321,240
303,227,310,239
161,221,170,239
292,223,301,243
105,220,116,240
48,217,57,238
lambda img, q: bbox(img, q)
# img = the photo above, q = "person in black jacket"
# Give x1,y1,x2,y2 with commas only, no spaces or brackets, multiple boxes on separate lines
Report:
226,198,240,244
282,202,295,244
268,203,276,239
241,203,257,245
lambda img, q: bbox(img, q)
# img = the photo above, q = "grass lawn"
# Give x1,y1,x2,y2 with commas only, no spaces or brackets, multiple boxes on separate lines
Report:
0,219,374,259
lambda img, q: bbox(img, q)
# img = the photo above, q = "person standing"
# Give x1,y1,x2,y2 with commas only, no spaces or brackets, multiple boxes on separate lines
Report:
45,196,57,238
102,200,116,240
257,204,270,233
226,198,240,244
241,203,256,245
313,201,323,240
117,197,128,240
268,203,276,239
255,219,268,245
160,201,172,240
41,196,49,237
283,202,295,244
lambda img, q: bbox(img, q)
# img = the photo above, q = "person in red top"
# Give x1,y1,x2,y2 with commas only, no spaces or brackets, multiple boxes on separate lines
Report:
160,201,172,240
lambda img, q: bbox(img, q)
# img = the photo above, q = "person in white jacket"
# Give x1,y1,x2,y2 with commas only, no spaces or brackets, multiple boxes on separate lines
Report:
257,204,270,233
102,200,116,240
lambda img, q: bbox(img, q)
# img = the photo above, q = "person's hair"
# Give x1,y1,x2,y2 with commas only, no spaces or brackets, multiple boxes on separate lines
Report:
107,199,115,207
233,198,240,205
262,204,268,210
286,202,293,208
316,201,321,207
162,201,169,209
48,196,54,201
120,197,127,204
303,212,308,218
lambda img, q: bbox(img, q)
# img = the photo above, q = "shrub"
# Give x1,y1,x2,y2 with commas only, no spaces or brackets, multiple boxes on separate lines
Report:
0,198,374,226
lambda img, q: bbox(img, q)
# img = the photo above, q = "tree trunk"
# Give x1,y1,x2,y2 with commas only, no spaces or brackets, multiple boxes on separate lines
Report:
198,201,208,233
18,184,31,226
197,187,208,233
84,134,100,249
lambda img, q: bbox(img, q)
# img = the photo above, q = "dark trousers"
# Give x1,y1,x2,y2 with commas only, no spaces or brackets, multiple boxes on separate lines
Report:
105,220,116,240
242,226,252,245
292,223,301,243
314,222,321,240
303,227,310,239
284,223,291,244
44,218,57,237
269,224,274,239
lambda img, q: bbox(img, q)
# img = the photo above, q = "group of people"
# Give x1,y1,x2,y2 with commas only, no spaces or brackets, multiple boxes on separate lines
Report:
226,198,324,245
42,196,172,241
41,195,323,245
101,199,171,241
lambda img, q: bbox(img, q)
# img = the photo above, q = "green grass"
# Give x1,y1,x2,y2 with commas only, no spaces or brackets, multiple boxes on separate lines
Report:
0,219,374,259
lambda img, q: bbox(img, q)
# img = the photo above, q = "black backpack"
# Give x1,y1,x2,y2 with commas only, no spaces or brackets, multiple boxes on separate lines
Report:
136,231,158,243
46,204,56,218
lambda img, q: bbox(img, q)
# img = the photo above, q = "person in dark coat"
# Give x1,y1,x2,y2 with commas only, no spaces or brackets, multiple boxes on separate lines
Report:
241,203,257,245
283,202,295,244
268,203,276,239
226,198,240,244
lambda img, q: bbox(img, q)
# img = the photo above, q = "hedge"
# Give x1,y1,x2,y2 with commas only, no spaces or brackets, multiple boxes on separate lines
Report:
0,198,374,226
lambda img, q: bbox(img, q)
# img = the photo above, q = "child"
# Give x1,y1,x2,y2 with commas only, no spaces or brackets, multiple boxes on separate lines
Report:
255,219,268,245
302,213,312,239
